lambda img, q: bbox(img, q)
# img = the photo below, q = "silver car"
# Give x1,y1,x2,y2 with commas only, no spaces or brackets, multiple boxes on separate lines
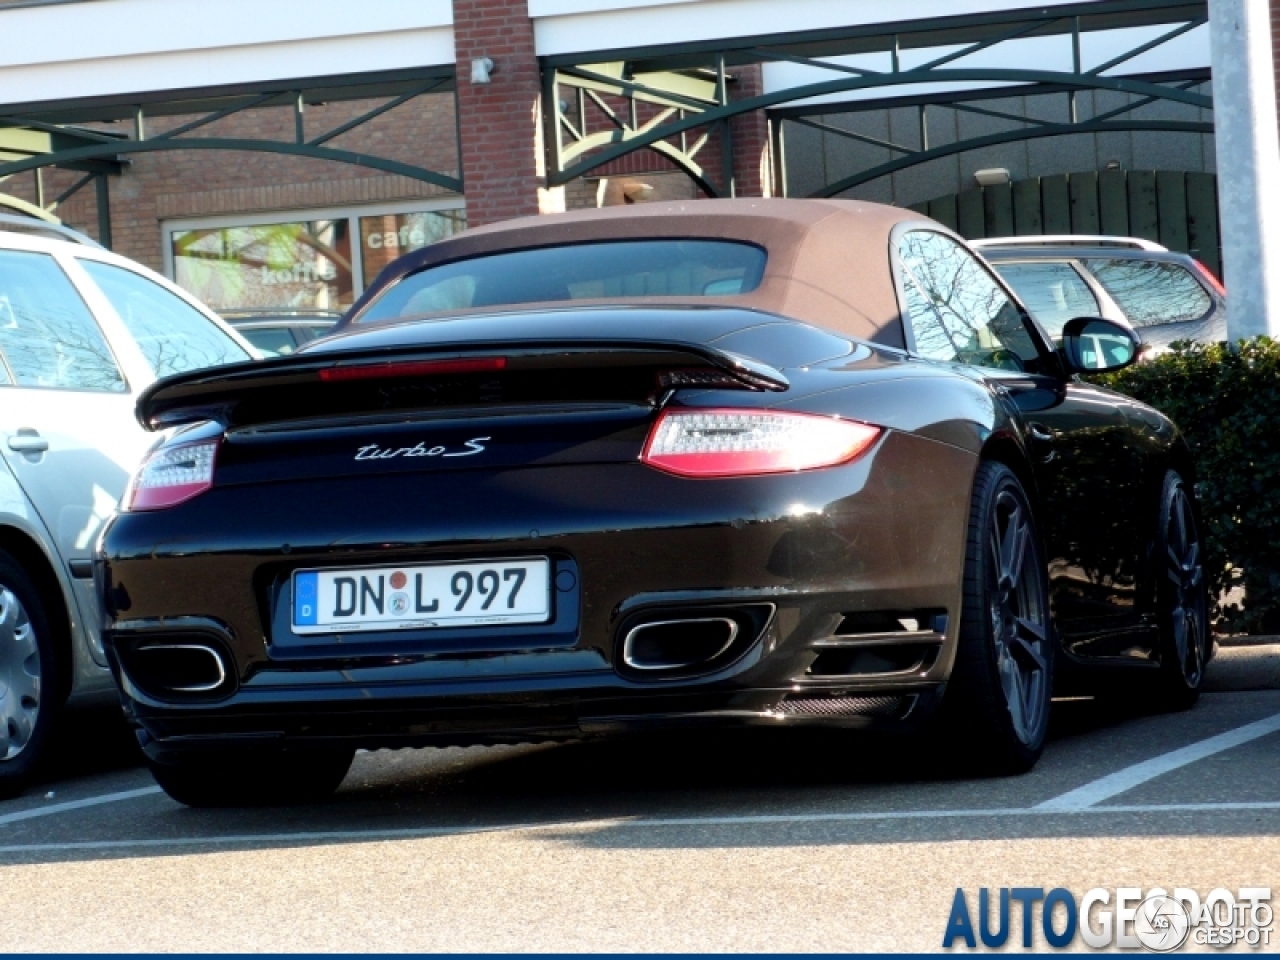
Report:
221,309,341,357
0,215,254,792
973,236,1228,357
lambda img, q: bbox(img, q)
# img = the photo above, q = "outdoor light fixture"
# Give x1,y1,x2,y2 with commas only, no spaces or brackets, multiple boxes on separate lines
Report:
973,168,1011,187
470,57,495,84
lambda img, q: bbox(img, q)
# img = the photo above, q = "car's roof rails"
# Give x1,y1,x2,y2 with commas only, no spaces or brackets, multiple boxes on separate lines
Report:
971,235,1167,252
0,213,103,249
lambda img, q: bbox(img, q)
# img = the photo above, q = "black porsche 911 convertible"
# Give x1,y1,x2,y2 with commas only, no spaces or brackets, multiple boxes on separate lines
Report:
97,199,1209,806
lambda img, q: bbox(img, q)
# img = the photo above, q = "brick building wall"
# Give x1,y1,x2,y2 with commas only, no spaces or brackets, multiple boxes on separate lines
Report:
452,0,552,225
7,93,461,272
4,0,776,282
731,65,771,198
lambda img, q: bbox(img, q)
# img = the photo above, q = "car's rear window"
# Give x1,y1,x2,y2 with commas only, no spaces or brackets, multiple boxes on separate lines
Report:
356,240,767,323
1083,258,1212,327
990,261,1100,339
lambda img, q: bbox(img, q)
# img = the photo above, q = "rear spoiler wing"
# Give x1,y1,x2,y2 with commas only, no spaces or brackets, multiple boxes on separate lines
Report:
137,339,789,430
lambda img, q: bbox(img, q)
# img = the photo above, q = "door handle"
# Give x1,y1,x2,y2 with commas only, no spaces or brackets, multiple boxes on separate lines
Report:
7,433,48,453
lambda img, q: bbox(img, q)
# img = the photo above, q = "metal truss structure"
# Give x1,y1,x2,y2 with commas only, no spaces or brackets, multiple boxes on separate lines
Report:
0,0,1216,242
0,68,457,246
540,0,1212,199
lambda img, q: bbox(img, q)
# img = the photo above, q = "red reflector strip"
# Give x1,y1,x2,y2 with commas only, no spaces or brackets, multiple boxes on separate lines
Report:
130,480,215,511
319,357,507,382
1193,259,1226,297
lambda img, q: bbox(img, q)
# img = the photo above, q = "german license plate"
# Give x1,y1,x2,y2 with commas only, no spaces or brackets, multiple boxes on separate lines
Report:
291,558,551,635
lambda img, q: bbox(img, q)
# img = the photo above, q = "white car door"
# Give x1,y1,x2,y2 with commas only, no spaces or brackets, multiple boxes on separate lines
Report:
0,247,153,566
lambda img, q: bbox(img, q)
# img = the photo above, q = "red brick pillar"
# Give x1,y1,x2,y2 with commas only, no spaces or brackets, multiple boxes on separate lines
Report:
452,0,563,226
731,64,771,197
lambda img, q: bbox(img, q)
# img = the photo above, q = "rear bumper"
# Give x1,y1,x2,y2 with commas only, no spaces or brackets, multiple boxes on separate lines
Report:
99,429,976,752
130,683,951,763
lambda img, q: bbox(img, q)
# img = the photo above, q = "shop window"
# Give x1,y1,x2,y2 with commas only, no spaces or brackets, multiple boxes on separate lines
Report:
359,210,466,288
171,219,353,313
167,205,465,313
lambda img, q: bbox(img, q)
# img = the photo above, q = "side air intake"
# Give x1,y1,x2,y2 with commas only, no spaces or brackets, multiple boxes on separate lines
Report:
799,608,947,681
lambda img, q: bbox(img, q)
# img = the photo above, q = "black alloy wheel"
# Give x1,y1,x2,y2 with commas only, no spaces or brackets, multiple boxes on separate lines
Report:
1151,471,1209,710
147,747,356,808
940,462,1053,775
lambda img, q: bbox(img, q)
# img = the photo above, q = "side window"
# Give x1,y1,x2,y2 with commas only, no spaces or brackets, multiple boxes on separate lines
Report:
78,259,251,378
900,271,962,363
1083,259,1212,327
989,261,1100,341
0,250,126,392
238,327,297,358
898,230,1040,372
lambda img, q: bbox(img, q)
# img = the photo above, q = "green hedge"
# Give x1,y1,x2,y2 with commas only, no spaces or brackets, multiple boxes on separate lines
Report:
1098,337,1280,633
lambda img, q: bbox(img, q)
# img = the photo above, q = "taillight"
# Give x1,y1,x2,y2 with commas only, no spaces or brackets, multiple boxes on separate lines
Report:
124,439,220,511
1193,259,1226,297
642,408,881,478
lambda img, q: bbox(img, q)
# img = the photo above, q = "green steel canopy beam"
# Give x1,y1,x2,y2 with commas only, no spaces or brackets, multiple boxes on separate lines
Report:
549,67,1212,186
0,137,461,193
813,119,1214,197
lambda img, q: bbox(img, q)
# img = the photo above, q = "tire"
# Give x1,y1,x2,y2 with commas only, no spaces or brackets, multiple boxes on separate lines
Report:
938,462,1054,775
0,549,60,798
147,746,355,808
1148,470,1209,711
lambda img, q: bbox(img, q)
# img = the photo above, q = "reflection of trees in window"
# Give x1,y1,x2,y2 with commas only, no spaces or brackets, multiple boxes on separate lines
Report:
0,252,124,392
80,260,249,379
897,231,1037,371
1084,259,1212,327
900,269,959,362
172,220,353,310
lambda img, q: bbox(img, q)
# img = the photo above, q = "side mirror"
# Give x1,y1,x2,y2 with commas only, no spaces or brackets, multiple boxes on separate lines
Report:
1060,316,1139,374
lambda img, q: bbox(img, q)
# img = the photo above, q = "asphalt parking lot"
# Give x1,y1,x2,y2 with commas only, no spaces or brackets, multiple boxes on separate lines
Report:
0,644,1276,952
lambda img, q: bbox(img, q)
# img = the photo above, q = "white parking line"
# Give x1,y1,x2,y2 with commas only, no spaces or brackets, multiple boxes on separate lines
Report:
1036,711,1280,812
0,799,1275,856
0,786,162,827
0,711,1275,849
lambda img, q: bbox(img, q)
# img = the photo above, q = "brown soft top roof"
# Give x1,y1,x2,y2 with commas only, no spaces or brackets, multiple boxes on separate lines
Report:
354,198,927,348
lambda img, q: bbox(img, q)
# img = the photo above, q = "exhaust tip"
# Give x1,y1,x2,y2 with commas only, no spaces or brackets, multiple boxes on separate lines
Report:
615,603,774,680
623,618,739,671
120,637,233,699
